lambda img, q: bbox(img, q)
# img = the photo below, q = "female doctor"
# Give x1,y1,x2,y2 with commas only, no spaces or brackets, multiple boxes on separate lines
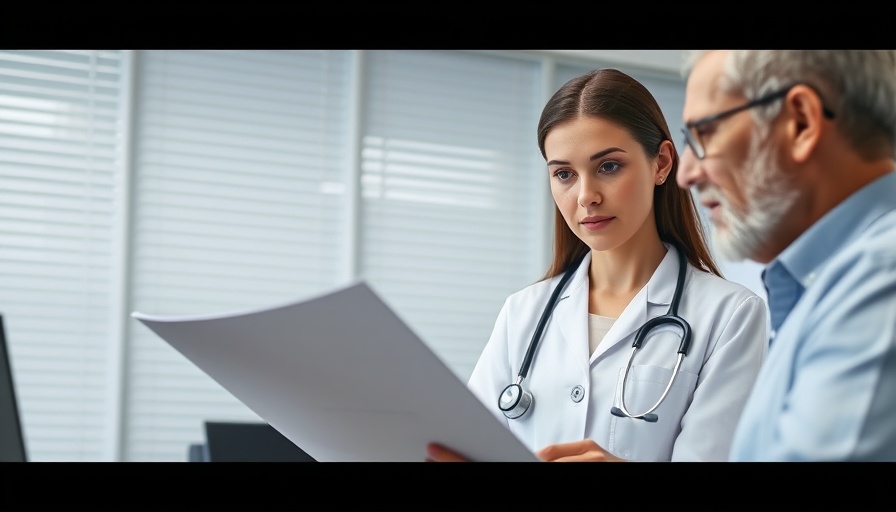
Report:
427,69,768,462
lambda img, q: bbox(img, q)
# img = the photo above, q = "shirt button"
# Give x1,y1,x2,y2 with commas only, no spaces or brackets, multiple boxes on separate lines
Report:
570,385,585,403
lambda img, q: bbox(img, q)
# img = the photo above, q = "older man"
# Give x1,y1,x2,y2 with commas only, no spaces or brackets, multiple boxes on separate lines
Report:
677,50,896,461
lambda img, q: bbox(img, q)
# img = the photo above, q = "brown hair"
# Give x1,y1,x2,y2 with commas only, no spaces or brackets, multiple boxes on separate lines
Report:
537,68,720,279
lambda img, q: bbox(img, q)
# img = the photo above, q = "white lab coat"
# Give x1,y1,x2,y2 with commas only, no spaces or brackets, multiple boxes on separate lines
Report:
468,243,768,461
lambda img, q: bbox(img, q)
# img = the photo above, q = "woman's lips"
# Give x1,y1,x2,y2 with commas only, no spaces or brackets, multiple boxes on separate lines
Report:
581,216,614,231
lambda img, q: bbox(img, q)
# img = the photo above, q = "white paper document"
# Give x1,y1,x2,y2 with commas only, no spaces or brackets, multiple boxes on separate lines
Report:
132,281,539,462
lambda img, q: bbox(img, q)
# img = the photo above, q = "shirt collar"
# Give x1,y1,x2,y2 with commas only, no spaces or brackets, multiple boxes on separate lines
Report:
773,171,896,288
762,171,896,336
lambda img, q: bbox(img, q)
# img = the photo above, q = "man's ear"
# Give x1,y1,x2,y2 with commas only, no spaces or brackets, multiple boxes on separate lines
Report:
785,84,828,163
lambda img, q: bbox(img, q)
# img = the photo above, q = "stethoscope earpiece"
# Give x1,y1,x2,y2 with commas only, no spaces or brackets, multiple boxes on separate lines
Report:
610,406,658,423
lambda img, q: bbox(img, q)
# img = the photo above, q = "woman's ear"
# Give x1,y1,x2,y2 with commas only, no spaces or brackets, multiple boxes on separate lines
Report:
655,139,674,184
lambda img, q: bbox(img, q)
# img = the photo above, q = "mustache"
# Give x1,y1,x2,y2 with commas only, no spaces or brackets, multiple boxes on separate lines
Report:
699,187,726,206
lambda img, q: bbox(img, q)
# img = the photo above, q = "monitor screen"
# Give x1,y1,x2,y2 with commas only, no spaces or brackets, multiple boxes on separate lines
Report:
204,421,316,462
0,314,27,462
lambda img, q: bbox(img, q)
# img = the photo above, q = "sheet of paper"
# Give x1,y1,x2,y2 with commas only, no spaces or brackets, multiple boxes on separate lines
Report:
132,281,539,462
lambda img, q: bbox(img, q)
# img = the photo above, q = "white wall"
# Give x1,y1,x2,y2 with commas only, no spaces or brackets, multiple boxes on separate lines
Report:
546,50,687,74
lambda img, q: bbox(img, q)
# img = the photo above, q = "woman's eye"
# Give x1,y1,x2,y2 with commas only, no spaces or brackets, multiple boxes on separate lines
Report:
600,161,621,174
554,170,573,181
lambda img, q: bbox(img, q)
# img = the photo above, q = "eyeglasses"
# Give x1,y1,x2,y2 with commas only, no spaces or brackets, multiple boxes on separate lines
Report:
680,83,836,160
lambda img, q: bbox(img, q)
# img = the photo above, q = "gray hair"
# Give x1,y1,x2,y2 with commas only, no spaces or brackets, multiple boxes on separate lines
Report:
682,50,896,159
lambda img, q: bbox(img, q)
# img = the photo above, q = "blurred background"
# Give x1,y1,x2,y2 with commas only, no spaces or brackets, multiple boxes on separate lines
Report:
0,49,764,461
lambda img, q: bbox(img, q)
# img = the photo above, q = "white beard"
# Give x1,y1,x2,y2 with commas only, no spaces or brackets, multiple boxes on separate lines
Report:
708,134,799,261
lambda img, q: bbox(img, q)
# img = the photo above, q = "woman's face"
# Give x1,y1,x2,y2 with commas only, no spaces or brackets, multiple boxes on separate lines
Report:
544,115,668,253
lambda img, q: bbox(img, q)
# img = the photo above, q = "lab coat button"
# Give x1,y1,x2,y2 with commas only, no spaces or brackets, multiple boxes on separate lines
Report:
570,385,585,403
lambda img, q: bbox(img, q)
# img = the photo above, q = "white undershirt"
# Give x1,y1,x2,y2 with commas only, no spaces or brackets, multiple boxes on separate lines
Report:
588,313,617,355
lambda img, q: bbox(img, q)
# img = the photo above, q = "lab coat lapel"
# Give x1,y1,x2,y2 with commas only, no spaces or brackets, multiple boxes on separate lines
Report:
554,253,592,370
591,245,680,361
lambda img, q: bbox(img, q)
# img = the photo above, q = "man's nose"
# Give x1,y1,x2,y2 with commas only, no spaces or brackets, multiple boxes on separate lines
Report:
677,145,703,189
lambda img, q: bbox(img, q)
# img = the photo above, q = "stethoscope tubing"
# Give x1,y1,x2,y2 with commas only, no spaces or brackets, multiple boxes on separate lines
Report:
517,250,588,380
500,243,692,422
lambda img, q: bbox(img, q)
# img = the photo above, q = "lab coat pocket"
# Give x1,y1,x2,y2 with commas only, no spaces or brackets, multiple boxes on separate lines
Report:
608,364,699,461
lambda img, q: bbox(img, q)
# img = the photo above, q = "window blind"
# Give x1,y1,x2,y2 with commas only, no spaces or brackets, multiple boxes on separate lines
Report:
126,50,352,461
0,49,124,461
360,50,546,382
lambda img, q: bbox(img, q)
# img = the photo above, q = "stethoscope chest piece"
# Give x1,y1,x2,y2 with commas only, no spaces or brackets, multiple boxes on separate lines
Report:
499,381,532,419
498,251,588,421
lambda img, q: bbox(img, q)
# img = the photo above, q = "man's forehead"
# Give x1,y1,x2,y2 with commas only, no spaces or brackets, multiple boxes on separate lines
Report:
683,51,732,120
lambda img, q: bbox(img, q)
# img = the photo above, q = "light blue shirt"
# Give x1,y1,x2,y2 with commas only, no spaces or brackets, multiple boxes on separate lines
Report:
730,171,896,461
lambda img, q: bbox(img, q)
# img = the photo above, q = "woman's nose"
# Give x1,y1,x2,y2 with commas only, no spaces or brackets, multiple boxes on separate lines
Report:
578,179,602,207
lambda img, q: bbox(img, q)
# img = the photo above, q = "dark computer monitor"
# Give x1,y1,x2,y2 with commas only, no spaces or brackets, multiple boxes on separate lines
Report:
204,421,316,462
0,314,27,462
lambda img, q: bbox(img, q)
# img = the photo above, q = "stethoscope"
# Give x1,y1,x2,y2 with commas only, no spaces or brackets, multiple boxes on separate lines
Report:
498,243,692,423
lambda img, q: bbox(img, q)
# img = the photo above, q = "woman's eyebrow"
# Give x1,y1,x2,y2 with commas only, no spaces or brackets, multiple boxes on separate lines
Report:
546,147,625,167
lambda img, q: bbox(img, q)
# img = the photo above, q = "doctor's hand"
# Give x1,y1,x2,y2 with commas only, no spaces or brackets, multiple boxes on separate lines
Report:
425,439,626,462
536,439,626,462
425,442,472,462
